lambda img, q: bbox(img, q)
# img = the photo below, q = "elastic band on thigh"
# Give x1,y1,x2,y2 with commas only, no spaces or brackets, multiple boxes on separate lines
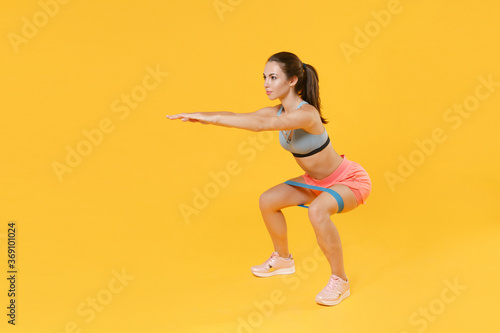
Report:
285,180,344,213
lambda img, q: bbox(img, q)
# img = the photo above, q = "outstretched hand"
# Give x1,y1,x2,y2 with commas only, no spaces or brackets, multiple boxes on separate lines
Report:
166,112,212,124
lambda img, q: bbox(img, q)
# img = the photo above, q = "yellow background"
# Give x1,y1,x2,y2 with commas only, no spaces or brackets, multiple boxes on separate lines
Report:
1,0,499,332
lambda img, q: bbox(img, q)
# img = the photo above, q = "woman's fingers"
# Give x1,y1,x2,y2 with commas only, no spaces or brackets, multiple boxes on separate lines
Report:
167,113,187,119
166,112,208,124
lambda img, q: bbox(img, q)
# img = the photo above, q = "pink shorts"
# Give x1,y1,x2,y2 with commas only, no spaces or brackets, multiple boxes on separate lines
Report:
301,155,372,205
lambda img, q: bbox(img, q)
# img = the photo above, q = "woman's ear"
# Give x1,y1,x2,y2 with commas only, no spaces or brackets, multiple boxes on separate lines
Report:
288,75,298,87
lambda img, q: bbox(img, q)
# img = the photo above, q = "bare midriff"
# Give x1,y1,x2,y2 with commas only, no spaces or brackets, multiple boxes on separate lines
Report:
294,141,343,180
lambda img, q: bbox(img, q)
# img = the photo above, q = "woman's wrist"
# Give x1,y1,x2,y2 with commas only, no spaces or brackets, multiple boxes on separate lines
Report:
211,113,222,125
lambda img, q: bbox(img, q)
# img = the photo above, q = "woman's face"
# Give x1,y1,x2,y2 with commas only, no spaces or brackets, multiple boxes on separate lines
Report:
263,61,296,100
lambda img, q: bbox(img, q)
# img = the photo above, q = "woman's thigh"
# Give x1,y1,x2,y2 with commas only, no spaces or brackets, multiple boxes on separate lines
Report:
309,183,359,216
259,176,317,211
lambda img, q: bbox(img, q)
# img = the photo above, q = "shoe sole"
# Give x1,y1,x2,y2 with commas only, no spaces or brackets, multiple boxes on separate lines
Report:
251,266,295,277
315,289,350,306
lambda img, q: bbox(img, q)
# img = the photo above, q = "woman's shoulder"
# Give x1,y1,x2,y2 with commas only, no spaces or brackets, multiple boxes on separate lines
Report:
298,103,327,133
301,103,324,121
299,102,318,113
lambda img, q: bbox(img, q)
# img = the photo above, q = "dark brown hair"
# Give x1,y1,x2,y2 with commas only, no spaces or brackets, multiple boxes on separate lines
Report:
267,51,328,124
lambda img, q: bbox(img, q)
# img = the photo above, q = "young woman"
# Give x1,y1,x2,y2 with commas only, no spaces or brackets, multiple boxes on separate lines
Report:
166,51,372,306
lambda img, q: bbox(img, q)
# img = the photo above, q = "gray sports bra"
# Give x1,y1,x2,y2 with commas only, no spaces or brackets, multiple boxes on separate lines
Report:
277,101,331,158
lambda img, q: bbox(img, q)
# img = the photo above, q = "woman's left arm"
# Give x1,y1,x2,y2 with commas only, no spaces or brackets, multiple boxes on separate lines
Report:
166,110,315,132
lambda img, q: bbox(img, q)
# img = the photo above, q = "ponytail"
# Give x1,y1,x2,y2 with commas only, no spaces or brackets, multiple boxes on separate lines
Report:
267,52,328,124
302,63,327,124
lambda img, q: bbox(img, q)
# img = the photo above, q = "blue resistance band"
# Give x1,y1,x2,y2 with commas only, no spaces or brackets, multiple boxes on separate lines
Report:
284,180,344,213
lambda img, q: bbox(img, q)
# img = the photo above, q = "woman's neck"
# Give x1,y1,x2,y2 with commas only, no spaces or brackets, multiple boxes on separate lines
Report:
279,93,304,113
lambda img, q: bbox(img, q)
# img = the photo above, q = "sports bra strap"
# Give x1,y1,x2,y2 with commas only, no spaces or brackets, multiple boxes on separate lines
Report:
277,101,308,116
297,101,309,109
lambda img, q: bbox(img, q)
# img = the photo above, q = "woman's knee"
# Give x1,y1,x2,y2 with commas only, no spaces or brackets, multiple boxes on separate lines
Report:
307,202,332,227
259,190,278,212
